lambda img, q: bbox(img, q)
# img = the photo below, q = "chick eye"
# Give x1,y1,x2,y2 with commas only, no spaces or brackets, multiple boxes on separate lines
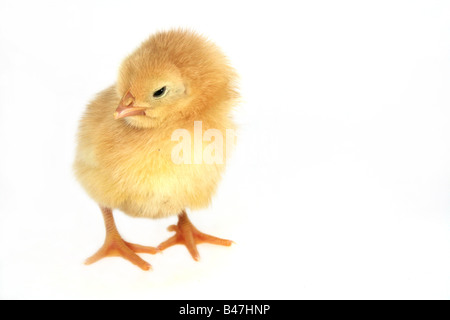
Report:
152,86,167,98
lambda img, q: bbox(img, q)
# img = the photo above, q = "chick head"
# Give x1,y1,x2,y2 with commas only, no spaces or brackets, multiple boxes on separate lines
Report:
115,29,237,129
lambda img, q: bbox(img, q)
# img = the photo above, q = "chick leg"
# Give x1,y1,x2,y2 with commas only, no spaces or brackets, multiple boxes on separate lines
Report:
157,210,233,261
85,206,159,271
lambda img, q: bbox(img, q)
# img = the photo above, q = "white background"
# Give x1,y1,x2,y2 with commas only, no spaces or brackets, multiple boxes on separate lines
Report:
0,0,449,299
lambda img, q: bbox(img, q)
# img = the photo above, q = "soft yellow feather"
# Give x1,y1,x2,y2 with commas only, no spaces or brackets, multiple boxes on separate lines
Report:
74,29,239,220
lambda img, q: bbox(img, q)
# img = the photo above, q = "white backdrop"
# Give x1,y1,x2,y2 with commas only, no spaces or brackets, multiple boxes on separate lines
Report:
0,0,449,299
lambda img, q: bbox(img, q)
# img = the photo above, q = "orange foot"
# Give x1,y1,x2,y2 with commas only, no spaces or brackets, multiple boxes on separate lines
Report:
157,210,233,261
85,207,159,271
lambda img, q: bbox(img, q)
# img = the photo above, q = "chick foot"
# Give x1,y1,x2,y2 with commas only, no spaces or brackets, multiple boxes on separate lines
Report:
85,206,159,271
157,210,233,261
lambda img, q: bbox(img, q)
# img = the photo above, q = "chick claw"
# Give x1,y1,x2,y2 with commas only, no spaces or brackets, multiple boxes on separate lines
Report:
85,207,159,271
157,211,233,261
85,236,159,271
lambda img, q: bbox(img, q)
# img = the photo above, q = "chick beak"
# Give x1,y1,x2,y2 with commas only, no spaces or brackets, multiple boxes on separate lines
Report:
114,91,147,119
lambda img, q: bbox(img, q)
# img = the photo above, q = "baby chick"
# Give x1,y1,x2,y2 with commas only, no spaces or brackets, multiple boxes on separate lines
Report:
74,29,239,270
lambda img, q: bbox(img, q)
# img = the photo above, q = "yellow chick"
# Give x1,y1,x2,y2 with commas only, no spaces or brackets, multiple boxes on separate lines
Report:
74,29,239,270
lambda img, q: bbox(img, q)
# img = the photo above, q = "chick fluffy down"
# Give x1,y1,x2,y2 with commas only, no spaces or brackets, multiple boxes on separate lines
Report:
74,30,239,219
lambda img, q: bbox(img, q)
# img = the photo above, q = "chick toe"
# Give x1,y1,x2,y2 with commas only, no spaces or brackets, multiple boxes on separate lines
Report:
85,207,158,271
157,210,233,261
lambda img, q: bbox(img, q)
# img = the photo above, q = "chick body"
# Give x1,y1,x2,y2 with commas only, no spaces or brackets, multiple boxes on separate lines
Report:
75,85,232,219
74,30,238,220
